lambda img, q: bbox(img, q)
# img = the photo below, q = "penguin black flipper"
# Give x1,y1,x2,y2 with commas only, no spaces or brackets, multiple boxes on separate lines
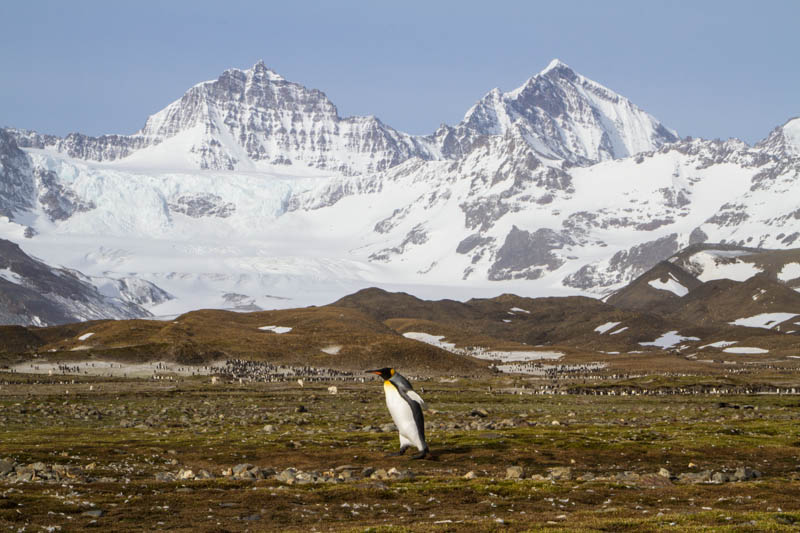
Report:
397,388,425,442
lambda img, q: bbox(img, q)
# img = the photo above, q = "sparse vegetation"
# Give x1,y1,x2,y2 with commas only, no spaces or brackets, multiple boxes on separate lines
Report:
2,370,800,531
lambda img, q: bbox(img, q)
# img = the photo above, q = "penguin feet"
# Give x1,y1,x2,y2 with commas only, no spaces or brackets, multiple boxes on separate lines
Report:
385,446,410,457
411,448,429,460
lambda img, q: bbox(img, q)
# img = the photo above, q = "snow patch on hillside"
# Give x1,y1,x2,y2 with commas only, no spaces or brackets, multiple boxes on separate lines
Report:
648,274,688,296
259,325,292,334
723,347,768,354
700,341,737,349
690,251,763,282
594,321,621,334
778,262,800,281
0,268,24,285
639,331,700,349
729,313,798,329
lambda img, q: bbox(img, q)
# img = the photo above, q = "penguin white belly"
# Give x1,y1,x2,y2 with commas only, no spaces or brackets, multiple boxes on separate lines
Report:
384,382,424,451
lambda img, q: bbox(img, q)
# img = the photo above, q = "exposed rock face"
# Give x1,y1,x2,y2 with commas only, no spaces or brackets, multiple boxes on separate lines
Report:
168,193,235,218
756,117,800,158
456,234,494,255
11,128,151,163
34,167,95,221
453,59,679,164
11,62,441,176
0,238,164,326
0,129,35,217
565,234,680,290
488,226,574,280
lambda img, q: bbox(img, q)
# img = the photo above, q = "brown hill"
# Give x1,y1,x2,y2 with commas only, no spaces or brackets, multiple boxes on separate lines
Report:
671,244,800,290
335,288,683,352
663,274,800,328
607,261,702,313
0,305,489,376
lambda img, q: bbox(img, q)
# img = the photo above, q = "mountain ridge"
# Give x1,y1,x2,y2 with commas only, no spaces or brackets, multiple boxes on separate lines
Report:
1,59,799,320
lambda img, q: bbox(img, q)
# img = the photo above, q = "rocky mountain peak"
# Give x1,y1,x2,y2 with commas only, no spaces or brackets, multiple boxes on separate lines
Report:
757,117,800,158
458,60,678,165
539,58,578,80
250,59,285,81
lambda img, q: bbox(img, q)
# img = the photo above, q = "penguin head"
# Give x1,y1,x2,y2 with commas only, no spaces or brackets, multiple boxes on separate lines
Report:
366,367,395,380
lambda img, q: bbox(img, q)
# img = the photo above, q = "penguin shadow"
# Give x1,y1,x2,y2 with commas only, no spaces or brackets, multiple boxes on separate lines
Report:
428,435,511,460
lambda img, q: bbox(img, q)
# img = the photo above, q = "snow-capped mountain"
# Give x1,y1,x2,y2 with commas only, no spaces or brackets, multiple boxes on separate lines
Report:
0,238,168,326
440,59,679,164
11,61,438,176
757,117,800,158
1,59,799,323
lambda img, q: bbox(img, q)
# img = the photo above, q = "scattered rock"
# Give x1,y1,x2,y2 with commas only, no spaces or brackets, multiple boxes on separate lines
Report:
277,468,298,483
678,470,712,484
0,460,14,475
463,471,478,480
547,467,572,481
233,464,253,475
711,471,731,484
155,472,176,482
470,408,489,418
506,466,525,480
638,473,673,488
733,466,761,481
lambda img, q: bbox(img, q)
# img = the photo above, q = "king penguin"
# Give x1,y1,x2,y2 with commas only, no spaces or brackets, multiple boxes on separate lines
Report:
366,367,429,459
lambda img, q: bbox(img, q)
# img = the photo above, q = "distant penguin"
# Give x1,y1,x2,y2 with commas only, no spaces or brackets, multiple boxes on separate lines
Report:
366,367,429,459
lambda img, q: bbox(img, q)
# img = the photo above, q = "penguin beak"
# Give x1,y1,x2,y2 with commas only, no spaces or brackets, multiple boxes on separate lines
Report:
365,369,381,375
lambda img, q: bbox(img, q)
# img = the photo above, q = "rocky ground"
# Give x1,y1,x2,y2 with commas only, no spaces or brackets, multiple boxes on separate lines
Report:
2,372,800,531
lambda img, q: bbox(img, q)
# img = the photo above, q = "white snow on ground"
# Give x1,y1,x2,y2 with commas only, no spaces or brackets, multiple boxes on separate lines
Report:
648,274,688,296
402,332,456,351
77,332,95,341
689,251,763,282
502,319,511,323
699,341,738,349
609,326,628,335
729,313,799,329
259,326,292,334
320,345,342,355
509,307,530,314
402,332,562,363
594,321,621,334
778,262,800,282
723,347,769,354
639,331,700,349
0,268,24,285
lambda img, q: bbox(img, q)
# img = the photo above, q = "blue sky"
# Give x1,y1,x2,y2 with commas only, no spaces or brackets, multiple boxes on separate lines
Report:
2,0,798,144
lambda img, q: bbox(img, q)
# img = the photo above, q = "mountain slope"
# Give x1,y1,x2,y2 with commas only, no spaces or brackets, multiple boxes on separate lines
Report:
1,60,799,319
606,260,702,312
449,59,678,164
11,61,439,176
0,238,168,326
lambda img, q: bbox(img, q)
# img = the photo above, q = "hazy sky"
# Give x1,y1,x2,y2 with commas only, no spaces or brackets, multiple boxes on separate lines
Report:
2,0,798,144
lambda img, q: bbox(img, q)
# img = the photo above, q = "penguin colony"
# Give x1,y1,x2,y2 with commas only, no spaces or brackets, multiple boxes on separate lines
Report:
367,367,429,459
